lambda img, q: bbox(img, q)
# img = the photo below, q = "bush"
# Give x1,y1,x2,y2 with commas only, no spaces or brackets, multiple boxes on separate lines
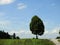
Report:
56,36,60,39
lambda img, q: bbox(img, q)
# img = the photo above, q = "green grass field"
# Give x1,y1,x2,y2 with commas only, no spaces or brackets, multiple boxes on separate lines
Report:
0,39,55,45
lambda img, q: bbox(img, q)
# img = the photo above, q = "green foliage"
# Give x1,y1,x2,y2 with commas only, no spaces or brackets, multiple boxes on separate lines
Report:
59,30,60,35
0,31,11,39
0,30,20,39
30,15,45,39
56,37,60,39
13,33,16,39
16,36,20,39
0,39,55,45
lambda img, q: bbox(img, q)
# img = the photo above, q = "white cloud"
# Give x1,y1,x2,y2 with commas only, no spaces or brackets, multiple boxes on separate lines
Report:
51,26,60,34
17,3,27,10
51,3,56,8
44,30,49,34
7,25,60,39
9,30,35,38
9,30,19,34
45,26,60,34
0,0,15,5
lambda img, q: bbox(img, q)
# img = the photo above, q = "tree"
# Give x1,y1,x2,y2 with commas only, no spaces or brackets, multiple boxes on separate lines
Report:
0,30,11,39
13,33,16,39
16,36,20,39
30,15,45,39
6,32,11,39
59,30,60,37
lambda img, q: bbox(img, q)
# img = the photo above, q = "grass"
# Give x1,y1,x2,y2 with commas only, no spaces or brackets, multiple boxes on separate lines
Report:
0,39,55,45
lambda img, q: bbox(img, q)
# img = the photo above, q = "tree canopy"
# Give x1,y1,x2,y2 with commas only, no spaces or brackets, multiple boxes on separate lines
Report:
30,15,45,39
0,30,11,39
0,30,20,39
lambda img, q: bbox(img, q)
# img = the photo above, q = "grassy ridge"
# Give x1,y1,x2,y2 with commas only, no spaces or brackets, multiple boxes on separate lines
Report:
0,39,55,45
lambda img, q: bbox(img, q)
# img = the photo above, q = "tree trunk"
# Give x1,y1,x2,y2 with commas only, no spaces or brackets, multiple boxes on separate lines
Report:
36,34,38,39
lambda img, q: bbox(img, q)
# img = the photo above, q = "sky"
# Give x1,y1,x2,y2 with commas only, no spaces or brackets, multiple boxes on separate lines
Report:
0,0,60,39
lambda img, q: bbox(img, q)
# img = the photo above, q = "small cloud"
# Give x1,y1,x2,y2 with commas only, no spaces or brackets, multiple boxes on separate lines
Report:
44,30,49,34
17,3,27,10
0,0,15,5
51,26,60,34
45,26,60,34
51,3,56,8
51,3,55,6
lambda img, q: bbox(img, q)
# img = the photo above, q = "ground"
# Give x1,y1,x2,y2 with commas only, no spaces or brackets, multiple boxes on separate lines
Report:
50,39,60,45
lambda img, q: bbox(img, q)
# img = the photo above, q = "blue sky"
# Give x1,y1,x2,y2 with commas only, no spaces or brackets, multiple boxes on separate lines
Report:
0,0,60,38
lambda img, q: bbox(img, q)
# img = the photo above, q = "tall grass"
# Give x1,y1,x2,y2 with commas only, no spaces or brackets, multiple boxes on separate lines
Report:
0,39,55,45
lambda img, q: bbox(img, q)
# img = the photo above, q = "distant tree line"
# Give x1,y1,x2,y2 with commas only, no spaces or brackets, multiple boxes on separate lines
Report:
0,30,20,39
56,30,60,39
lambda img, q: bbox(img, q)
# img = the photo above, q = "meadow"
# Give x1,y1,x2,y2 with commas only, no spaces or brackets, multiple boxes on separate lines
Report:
0,39,55,45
